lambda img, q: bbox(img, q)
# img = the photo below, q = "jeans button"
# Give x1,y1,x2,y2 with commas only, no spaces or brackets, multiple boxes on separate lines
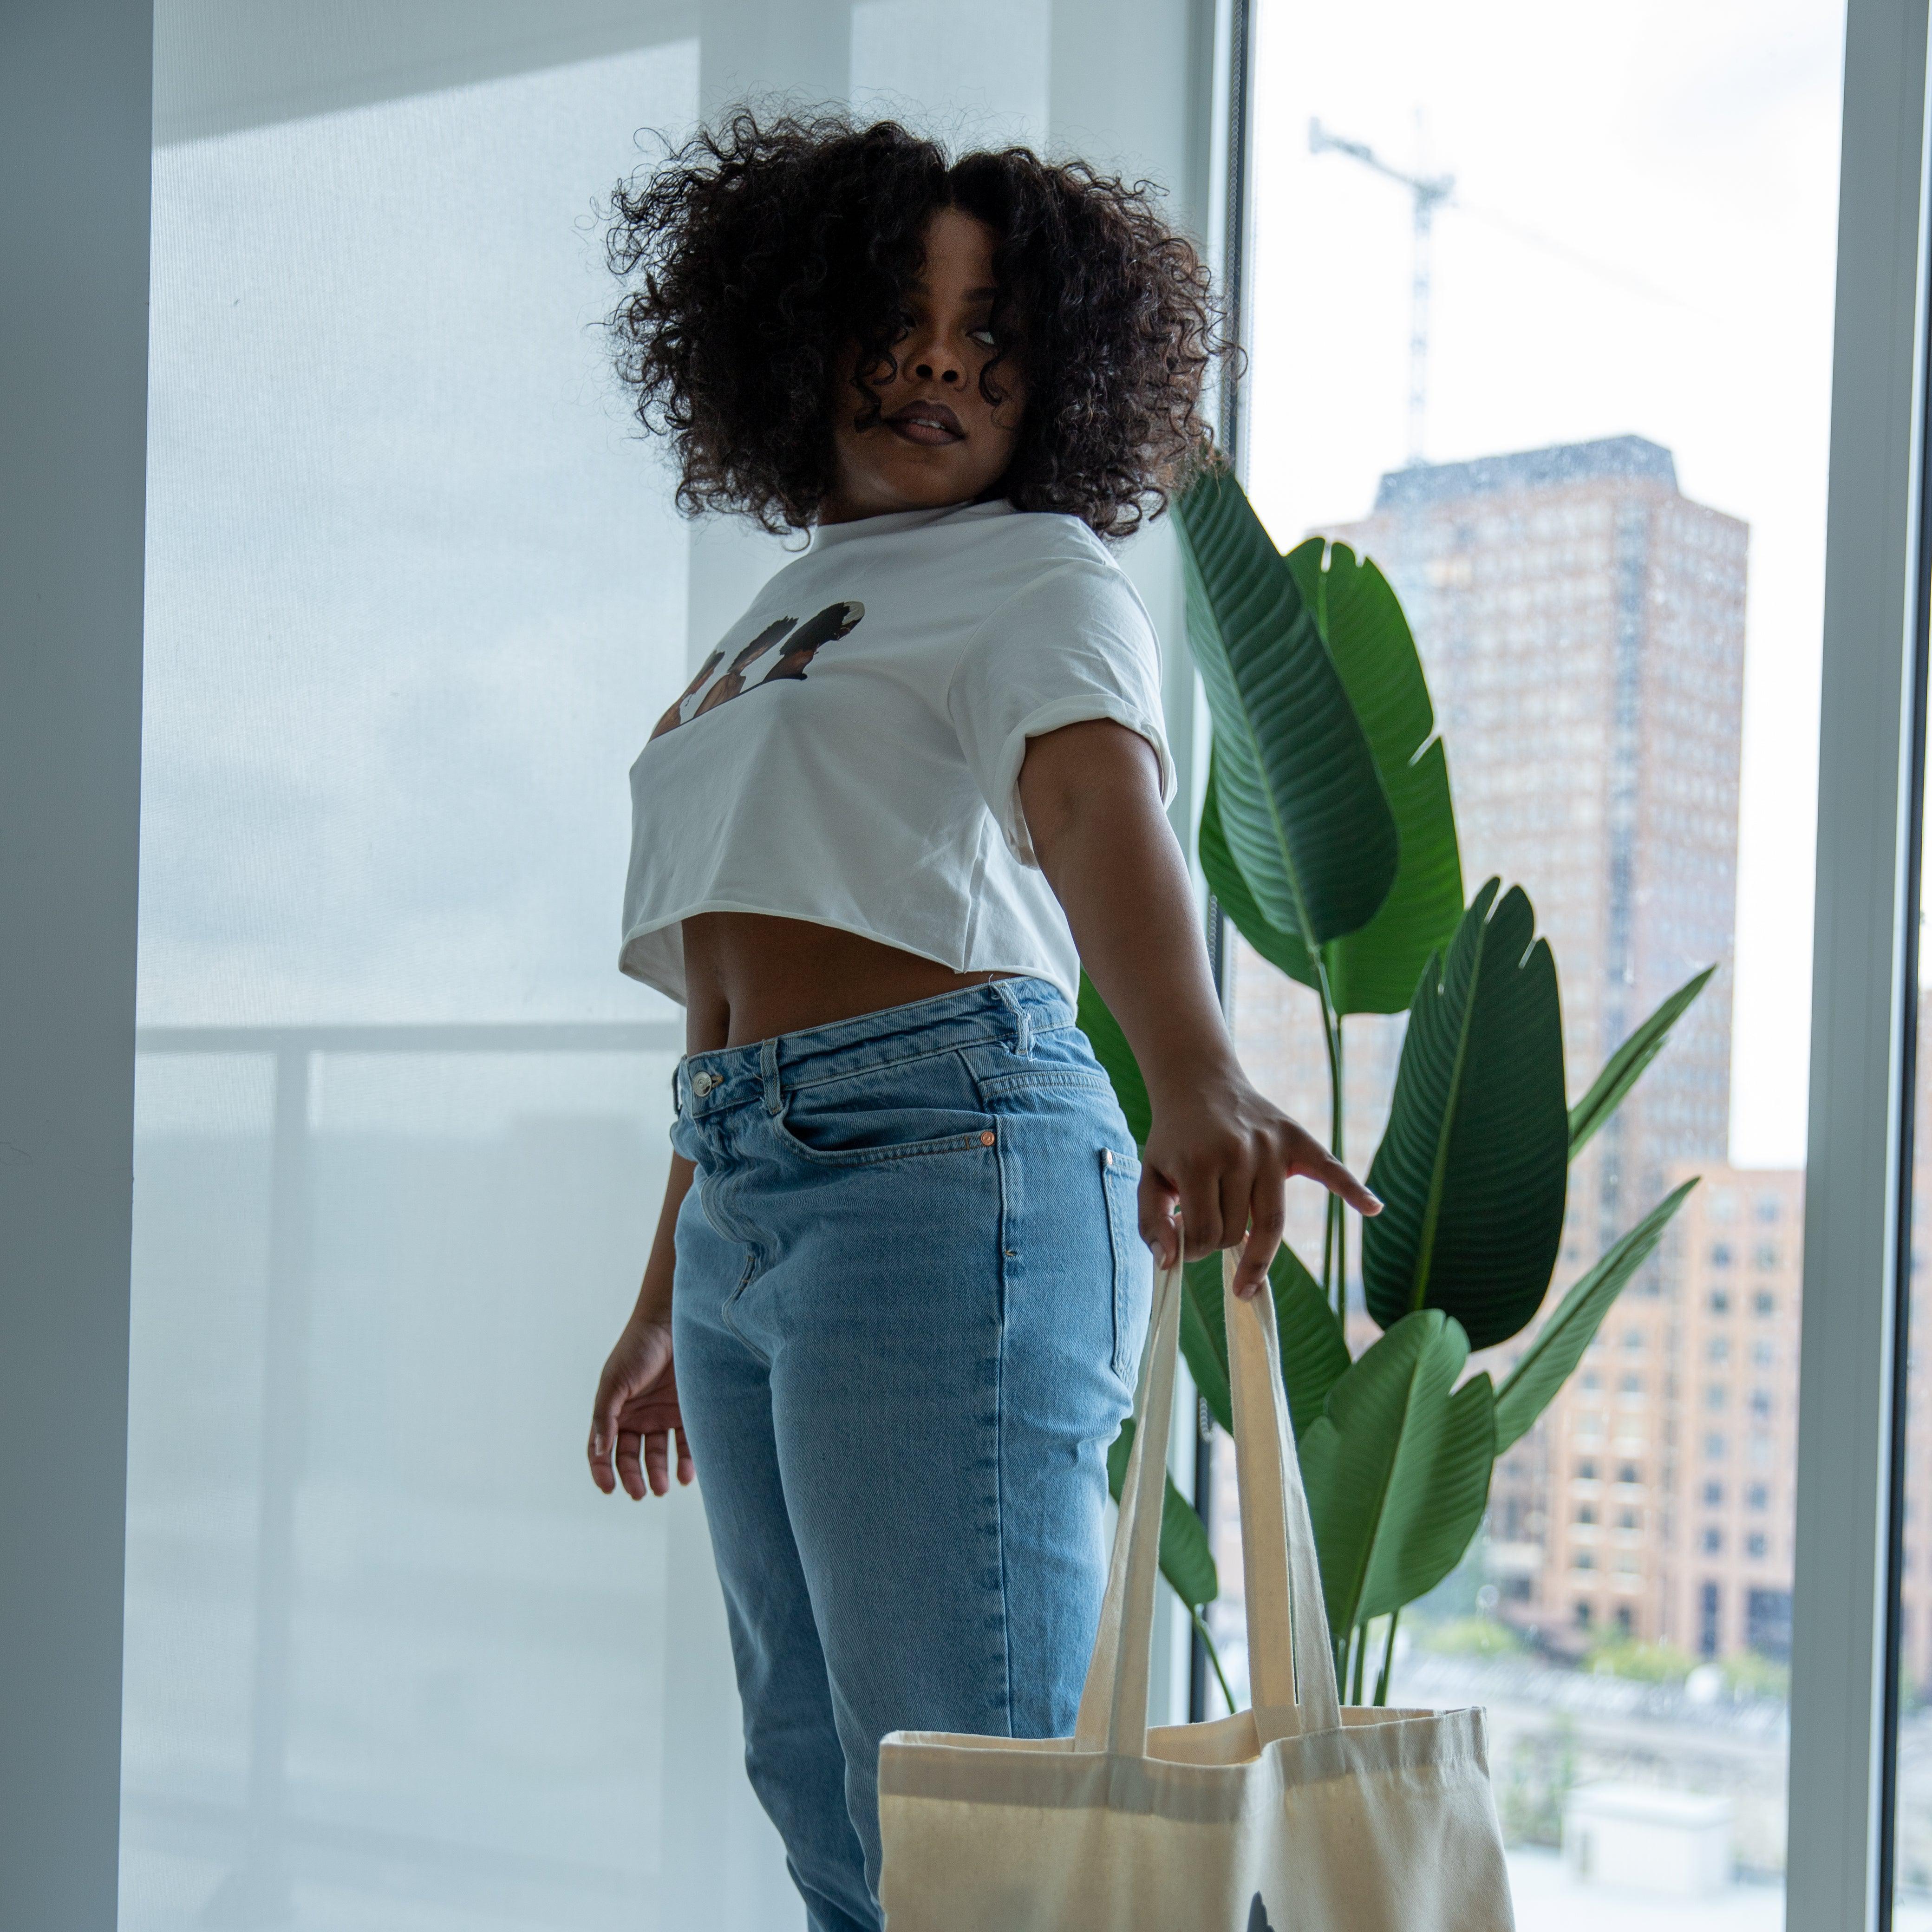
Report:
692,1070,717,1097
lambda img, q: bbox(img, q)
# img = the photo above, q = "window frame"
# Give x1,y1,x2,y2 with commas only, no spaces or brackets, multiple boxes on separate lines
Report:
1790,0,1932,1923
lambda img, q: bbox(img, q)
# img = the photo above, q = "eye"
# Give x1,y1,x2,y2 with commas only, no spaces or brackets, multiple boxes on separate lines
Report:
967,326,998,349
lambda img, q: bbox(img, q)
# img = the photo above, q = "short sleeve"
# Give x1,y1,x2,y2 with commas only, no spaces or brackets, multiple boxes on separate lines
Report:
946,558,1176,867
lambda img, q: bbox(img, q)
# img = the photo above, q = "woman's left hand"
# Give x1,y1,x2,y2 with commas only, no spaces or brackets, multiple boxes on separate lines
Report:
1140,1061,1378,1298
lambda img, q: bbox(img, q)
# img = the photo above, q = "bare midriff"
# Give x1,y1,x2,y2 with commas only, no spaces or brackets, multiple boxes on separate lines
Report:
680,911,1015,1051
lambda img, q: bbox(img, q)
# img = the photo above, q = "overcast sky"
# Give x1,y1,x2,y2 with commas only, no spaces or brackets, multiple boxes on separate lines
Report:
1242,0,1845,1169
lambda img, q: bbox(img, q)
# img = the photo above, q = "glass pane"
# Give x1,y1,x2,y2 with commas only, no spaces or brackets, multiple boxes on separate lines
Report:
1213,3,1844,1921
126,42,706,1929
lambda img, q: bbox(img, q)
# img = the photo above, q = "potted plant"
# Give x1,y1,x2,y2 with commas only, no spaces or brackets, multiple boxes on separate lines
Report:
1087,464,1710,1704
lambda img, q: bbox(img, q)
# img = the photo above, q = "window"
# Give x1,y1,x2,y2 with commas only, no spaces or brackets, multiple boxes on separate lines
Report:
1754,1291,1777,1317
1749,1589,1794,1664
1221,0,1841,1916
1700,1584,1723,1661
1747,1534,1769,1560
126,8,1107,1927
1747,1484,1770,1512
1618,1462,1642,1486
1704,1481,1725,1508
1703,1528,1724,1554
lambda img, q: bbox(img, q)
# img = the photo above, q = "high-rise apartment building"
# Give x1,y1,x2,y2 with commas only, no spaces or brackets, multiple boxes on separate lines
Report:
1658,1162,1804,1663
1637,993,1932,1682
1228,437,1749,1651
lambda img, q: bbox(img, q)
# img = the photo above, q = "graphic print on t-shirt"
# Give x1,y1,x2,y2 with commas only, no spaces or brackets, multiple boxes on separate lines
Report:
648,600,866,741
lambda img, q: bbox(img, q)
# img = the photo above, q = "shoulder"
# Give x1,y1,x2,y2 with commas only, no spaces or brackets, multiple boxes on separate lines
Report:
975,507,1121,575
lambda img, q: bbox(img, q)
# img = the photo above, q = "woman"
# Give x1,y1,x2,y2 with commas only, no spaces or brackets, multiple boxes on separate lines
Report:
587,112,1377,1932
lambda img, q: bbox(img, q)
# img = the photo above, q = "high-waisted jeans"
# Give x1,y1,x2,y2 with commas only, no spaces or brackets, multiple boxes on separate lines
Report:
669,977,1150,1932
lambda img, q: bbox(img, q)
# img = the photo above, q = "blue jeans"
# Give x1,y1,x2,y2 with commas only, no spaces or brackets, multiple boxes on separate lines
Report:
669,978,1150,1932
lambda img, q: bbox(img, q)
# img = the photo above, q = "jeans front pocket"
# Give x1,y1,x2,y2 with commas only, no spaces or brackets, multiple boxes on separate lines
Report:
771,1048,999,1167
1100,1145,1148,1380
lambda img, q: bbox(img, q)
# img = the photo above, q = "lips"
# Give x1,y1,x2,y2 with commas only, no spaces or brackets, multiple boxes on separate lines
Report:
885,400,965,445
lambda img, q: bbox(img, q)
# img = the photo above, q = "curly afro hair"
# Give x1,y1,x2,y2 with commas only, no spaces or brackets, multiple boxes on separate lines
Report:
606,109,1233,541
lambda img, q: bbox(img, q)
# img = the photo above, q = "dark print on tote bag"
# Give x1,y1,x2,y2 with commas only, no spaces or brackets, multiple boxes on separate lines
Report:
1247,1895,1276,1932
648,600,865,741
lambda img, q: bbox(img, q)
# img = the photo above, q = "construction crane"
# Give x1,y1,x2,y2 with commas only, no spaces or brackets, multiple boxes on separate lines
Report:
1309,118,1454,467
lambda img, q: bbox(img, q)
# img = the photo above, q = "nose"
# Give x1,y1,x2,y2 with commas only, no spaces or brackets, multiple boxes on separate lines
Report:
908,336,966,387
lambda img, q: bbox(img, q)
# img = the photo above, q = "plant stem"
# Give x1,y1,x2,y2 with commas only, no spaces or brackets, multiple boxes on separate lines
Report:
1314,952,1344,1320
1191,1607,1239,1716
1350,1622,1369,1705
1373,1607,1400,1707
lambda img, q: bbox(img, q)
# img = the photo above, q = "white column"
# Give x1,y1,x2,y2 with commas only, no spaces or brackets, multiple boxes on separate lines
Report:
0,2,152,1926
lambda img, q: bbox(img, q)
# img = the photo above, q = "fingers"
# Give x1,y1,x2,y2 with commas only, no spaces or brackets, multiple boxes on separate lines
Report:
676,1425,695,1487
588,1382,622,1495
643,1428,670,1498
614,1428,647,1501
1138,1166,1182,1269
1299,1145,1382,1217
1233,1163,1286,1301
1176,1164,1225,1260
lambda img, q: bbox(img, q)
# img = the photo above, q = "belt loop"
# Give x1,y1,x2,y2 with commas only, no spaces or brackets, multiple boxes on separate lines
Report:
992,978,1034,1056
761,1035,783,1115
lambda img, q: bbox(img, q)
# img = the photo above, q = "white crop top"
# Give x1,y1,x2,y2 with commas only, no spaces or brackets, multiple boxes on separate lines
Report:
619,497,1175,1005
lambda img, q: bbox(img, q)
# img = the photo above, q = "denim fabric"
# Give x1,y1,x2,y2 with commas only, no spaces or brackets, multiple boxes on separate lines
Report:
669,978,1150,1932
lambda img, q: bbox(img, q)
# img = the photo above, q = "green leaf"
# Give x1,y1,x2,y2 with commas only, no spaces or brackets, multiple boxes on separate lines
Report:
1568,966,1717,1159
1108,1418,1219,1610
1199,759,1316,989
1298,1311,1496,1632
1272,1242,1350,1441
1181,1255,1233,1436
1362,880,1569,1350
1174,467,1398,946
1076,971,1150,1150
1493,1180,1700,1452
1284,540,1466,1016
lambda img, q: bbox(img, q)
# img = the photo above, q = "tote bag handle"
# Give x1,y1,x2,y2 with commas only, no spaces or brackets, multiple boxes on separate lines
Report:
1074,1251,1340,1759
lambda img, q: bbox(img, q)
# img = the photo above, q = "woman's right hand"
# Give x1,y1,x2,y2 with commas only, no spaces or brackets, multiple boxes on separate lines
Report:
588,1318,692,1499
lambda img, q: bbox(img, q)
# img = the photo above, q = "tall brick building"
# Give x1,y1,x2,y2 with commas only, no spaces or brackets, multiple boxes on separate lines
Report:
1227,436,1751,1651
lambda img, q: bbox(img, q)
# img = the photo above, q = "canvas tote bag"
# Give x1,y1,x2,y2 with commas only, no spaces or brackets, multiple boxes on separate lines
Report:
876,1252,1515,1931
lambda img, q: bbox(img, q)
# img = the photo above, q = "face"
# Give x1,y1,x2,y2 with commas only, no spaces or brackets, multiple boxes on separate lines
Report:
820,207,1026,525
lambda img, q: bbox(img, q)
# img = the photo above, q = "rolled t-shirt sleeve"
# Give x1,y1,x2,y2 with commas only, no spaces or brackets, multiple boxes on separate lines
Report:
946,557,1176,867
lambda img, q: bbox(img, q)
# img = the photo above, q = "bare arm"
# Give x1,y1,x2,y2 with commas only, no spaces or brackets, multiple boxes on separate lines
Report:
587,966,730,1497
1018,718,1378,1297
